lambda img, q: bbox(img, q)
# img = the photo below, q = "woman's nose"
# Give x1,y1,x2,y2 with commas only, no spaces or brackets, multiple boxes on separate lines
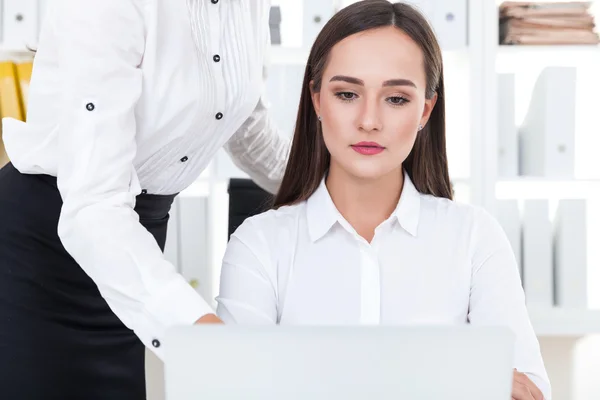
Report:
357,98,382,132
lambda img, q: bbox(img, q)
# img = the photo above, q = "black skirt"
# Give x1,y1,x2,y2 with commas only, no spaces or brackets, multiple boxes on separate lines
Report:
0,162,175,400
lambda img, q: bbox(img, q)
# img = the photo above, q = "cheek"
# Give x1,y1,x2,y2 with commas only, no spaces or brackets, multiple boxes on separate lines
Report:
320,97,354,144
384,108,420,147
393,127,419,157
386,100,422,126
320,95,347,121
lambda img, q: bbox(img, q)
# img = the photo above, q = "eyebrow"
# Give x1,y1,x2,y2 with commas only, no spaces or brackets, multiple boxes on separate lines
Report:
329,75,417,88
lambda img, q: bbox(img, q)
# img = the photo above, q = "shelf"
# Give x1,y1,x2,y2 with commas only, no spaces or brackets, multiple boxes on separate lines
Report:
496,44,600,70
0,46,35,61
529,307,600,337
496,178,600,199
498,44,600,53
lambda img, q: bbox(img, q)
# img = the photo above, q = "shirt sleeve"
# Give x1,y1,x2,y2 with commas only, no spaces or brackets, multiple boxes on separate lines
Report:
223,17,290,195
54,0,213,359
216,218,278,324
467,208,552,400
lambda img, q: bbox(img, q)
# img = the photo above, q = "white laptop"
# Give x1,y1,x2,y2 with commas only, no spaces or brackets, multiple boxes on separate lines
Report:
164,325,515,400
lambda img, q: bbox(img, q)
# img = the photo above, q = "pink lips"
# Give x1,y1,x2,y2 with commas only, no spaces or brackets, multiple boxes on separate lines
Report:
351,141,385,155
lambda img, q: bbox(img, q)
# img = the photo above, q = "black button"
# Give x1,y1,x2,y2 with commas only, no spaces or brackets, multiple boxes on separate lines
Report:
86,103,95,111
215,112,223,120
213,54,221,62
211,0,218,3
180,156,188,162
141,189,147,194
152,339,160,348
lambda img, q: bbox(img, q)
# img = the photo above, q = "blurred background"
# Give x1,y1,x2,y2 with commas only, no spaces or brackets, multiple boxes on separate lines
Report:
0,1,598,399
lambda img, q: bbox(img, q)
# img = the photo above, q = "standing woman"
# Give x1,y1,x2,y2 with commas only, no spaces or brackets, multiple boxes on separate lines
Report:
0,0,288,399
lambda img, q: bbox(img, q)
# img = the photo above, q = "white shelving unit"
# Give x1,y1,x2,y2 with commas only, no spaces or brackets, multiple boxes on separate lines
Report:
497,178,600,200
484,0,600,335
529,307,600,337
480,3,600,391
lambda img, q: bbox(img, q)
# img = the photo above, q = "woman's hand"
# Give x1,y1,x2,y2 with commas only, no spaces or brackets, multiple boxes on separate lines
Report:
512,369,544,400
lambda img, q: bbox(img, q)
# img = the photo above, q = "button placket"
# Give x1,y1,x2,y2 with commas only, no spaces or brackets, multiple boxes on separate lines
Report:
206,1,225,125
359,246,381,325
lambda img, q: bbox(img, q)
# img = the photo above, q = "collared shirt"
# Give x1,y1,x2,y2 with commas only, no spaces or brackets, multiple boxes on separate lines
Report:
2,0,289,359
217,172,551,399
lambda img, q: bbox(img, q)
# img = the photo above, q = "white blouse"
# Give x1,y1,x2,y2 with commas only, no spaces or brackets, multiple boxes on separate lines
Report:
2,0,289,358
217,172,551,399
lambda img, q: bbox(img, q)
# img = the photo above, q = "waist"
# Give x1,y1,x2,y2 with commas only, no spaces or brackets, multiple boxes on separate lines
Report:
2,162,177,220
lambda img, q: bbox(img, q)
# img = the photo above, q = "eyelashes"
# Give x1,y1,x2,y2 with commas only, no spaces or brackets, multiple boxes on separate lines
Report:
335,92,357,101
333,91,410,107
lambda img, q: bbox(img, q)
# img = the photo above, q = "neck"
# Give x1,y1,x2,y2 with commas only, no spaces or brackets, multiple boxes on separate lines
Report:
326,164,404,242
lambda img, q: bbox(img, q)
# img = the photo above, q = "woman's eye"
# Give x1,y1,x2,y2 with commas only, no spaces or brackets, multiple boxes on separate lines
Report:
388,96,408,106
335,92,357,101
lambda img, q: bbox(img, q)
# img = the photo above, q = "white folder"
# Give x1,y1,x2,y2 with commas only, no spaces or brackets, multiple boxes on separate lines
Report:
497,73,519,177
496,200,522,282
519,67,576,177
522,200,553,307
302,0,335,48
553,199,588,308
403,0,468,50
178,196,211,303
265,64,305,137
2,0,39,50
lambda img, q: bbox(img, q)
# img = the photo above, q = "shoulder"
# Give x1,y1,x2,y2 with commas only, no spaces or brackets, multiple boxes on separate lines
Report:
419,194,481,226
418,196,513,274
229,201,306,249
418,194,504,244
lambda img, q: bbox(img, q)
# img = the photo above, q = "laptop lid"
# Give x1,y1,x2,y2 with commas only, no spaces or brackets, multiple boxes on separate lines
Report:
164,325,514,400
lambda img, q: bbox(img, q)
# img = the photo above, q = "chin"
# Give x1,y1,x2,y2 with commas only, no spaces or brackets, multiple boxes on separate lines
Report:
342,163,394,181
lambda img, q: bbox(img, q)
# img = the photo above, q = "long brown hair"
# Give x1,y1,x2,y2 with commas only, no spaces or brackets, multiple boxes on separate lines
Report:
273,0,452,208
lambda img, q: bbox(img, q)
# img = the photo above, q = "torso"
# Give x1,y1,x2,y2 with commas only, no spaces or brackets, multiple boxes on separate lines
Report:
3,0,272,194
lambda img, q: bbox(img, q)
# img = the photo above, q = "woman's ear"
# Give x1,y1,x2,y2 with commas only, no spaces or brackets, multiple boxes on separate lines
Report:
310,80,321,118
420,92,438,128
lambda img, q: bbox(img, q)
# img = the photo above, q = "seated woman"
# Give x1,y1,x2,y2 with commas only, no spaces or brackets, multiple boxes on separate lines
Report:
216,1,550,399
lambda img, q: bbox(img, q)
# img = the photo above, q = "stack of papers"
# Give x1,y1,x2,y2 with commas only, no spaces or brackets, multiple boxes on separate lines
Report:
499,1,600,45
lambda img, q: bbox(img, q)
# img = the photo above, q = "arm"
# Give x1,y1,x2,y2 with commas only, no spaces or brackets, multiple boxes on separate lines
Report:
223,21,290,194
467,208,551,400
216,219,278,324
224,92,290,194
55,0,214,359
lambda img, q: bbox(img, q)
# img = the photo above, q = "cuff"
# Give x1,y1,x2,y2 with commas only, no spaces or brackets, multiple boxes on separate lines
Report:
135,275,214,360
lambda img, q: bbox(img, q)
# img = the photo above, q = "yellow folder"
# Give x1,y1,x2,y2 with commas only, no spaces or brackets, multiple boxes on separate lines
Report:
16,61,33,116
0,61,24,167
0,61,24,121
